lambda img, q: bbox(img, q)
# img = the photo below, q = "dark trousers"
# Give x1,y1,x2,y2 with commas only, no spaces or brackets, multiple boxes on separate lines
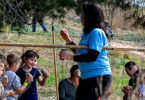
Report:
32,12,47,32
76,75,112,100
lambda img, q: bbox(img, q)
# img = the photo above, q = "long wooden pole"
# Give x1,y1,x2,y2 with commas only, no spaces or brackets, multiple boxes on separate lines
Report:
0,43,145,52
51,23,59,100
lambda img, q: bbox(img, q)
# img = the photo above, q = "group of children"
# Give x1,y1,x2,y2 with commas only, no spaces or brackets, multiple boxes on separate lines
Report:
0,50,48,100
0,49,145,100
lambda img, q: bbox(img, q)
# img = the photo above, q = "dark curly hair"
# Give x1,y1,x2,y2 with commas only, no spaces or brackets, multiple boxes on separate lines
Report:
70,65,79,77
125,61,138,71
21,50,39,66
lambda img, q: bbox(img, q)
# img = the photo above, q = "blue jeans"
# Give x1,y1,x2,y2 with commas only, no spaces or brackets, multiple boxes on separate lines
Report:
32,13,47,32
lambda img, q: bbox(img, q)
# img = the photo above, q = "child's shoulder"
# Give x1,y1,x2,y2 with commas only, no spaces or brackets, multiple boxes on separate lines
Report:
32,67,38,70
4,70,16,76
31,67,41,77
31,67,40,73
32,67,39,71
4,71,20,80
16,67,24,72
4,71,20,81
59,79,68,84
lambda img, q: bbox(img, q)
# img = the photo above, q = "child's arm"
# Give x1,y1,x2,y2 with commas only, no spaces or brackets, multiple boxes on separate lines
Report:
0,82,8,99
37,76,47,86
0,83,15,99
74,70,80,88
0,90,15,98
37,69,49,86
0,89,8,99
16,74,33,94
16,84,27,94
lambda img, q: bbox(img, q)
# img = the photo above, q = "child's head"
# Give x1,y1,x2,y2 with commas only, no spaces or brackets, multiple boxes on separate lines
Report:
70,65,79,77
21,50,39,68
125,61,139,77
0,54,6,76
7,53,20,72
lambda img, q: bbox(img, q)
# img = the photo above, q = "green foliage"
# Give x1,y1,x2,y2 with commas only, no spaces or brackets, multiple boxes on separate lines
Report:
0,0,144,28
0,25,11,32
0,0,4,28
114,31,145,43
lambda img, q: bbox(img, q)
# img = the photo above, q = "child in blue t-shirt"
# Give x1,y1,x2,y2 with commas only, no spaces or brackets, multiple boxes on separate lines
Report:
16,50,48,100
1,53,33,100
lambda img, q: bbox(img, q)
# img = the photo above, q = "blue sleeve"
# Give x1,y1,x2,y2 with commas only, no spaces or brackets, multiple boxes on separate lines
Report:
89,29,104,52
12,75,21,91
35,69,41,78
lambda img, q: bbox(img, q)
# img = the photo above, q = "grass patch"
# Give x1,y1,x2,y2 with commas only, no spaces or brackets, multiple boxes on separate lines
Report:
114,30,145,44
